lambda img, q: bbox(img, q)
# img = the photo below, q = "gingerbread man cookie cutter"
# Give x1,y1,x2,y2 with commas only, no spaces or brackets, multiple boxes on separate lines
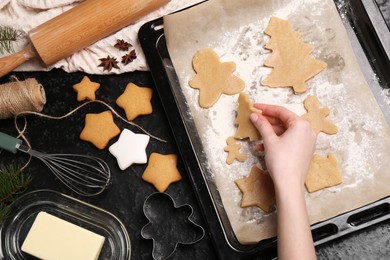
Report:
141,192,205,260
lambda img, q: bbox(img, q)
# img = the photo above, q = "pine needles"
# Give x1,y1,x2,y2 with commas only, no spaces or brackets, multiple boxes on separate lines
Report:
0,164,32,223
0,26,21,54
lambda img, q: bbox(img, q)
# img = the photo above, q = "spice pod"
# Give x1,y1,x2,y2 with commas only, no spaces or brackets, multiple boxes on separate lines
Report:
141,192,205,260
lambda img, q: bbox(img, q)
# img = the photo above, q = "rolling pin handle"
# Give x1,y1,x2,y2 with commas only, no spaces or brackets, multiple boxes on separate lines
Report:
0,43,37,78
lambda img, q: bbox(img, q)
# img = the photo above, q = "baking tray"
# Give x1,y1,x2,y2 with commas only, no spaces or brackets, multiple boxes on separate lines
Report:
139,0,390,258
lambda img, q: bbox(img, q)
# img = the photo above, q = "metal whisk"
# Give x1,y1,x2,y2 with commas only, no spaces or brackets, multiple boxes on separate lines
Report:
0,131,111,196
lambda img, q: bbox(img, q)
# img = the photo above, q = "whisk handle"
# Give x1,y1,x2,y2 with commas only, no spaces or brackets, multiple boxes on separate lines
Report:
0,132,22,154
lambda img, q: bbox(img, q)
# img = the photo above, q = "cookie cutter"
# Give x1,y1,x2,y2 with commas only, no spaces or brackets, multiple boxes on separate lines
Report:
141,192,205,260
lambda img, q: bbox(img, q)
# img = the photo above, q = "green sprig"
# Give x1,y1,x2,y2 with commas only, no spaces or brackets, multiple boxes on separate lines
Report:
0,164,32,224
0,26,21,55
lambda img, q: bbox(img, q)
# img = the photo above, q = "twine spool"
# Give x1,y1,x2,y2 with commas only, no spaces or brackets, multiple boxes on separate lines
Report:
0,77,46,119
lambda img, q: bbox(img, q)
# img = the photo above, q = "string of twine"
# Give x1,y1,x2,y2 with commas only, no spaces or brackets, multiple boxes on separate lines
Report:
0,77,167,170
14,100,167,171
14,99,167,147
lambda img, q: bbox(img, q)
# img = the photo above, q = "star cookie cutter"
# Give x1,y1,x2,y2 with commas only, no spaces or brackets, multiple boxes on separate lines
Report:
141,192,205,260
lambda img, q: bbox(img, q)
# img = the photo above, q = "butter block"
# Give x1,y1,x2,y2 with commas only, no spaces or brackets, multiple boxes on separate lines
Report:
22,211,105,260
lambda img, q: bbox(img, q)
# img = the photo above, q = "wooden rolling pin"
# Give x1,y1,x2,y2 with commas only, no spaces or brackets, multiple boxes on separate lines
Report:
0,0,170,77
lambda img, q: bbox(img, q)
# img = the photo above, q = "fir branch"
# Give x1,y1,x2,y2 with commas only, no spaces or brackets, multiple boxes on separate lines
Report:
0,26,21,55
0,202,10,224
0,164,31,223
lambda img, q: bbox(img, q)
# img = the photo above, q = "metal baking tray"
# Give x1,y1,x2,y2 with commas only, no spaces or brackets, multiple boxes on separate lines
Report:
139,1,390,258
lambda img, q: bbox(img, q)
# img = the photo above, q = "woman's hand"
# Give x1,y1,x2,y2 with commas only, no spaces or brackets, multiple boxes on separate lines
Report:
250,103,317,190
250,103,317,260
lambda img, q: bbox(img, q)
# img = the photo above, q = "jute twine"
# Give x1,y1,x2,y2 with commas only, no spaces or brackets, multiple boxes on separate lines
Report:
14,99,167,146
0,77,166,170
0,76,46,119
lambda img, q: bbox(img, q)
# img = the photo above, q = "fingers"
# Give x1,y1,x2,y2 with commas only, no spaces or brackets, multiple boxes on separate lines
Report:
250,113,277,141
253,103,298,126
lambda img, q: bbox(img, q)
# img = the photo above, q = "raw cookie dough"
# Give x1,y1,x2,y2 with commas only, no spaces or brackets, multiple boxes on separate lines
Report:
224,136,246,164
261,17,327,93
301,95,338,134
305,153,342,192
189,48,245,108
234,92,261,141
235,166,275,213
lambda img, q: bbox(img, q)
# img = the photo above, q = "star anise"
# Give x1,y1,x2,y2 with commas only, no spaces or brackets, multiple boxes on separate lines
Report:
121,50,137,65
98,55,119,71
114,39,132,51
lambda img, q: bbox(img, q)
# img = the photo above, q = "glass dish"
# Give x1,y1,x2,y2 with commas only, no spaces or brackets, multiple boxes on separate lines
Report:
0,189,131,260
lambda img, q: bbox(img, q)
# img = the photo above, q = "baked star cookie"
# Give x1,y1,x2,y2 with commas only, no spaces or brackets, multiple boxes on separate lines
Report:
189,48,245,108
305,153,342,192
142,153,182,192
224,136,246,164
73,76,100,102
234,92,261,141
80,110,120,150
301,96,338,134
261,17,327,93
109,129,150,170
116,82,153,121
235,166,275,213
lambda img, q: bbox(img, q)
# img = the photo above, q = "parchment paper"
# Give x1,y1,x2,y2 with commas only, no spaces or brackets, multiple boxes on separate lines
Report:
164,0,390,244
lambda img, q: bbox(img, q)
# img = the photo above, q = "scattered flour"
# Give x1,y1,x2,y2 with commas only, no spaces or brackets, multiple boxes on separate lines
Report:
171,0,390,242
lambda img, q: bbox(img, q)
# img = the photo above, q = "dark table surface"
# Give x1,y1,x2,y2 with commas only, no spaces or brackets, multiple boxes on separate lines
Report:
0,69,217,260
1,68,390,260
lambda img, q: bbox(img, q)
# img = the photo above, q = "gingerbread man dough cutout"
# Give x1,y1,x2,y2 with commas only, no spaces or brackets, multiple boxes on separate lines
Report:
189,48,245,108
224,136,246,164
301,96,338,134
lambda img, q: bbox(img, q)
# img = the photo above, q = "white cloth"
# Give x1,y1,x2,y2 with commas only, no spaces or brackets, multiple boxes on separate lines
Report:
0,0,202,74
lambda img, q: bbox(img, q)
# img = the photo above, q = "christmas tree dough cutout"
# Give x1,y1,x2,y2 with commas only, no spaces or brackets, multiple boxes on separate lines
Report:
261,17,327,93
234,92,261,141
305,153,342,193
224,136,246,164
235,166,275,213
301,96,338,135
189,48,245,108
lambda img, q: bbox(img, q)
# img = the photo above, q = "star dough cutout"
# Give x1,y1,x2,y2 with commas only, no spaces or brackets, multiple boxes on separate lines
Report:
109,129,150,170
305,153,343,192
116,82,153,121
72,76,100,102
224,136,246,164
301,96,338,135
234,92,262,141
189,48,245,108
235,166,275,212
142,153,182,192
80,110,120,150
